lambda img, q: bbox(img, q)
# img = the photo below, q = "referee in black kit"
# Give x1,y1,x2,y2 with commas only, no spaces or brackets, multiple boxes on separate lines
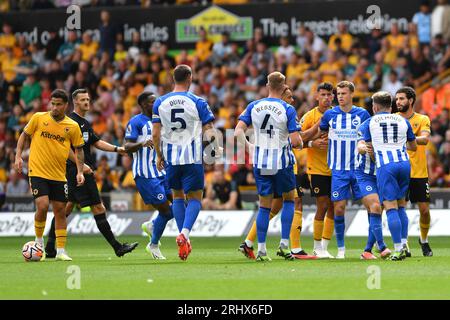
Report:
45,88,138,258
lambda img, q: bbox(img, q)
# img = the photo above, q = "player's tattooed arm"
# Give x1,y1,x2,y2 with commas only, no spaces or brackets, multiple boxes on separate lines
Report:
74,147,85,186
407,139,418,151
14,132,31,172
415,131,430,145
68,149,92,174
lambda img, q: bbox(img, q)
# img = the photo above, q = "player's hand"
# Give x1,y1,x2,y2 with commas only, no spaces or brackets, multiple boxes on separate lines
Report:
312,137,328,150
116,146,127,155
142,138,154,149
14,157,23,173
156,155,165,171
366,144,375,161
76,172,85,186
83,164,93,175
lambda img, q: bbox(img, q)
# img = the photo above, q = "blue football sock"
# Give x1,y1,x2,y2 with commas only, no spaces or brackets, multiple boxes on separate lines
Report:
386,208,402,245
334,215,345,248
398,206,409,240
151,208,173,245
280,200,295,240
369,213,386,251
256,207,271,244
172,199,186,232
182,199,202,231
365,214,376,252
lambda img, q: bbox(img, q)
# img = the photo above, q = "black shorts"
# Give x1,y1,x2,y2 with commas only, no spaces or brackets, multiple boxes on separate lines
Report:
309,174,332,198
29,177,68,202
407,178,430,203
67,167,102,208
273,173,304,198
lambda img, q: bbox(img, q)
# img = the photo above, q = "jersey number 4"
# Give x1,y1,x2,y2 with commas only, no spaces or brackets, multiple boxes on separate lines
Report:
379,122,398,143
261,114,274,138
171,108,187,131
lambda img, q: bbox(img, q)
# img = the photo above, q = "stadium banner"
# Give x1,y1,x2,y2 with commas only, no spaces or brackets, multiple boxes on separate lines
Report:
346,209,450,237
0,210,254,237
0,0,421,49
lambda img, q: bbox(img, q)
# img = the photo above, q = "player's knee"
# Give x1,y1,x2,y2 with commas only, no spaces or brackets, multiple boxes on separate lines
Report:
92,203,106,214
334,203,346,216
370,202,382,214
36,200,49,214
294,196,302,210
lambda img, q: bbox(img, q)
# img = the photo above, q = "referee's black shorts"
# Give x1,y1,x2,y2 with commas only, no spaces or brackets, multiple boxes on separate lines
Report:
407,177,430,203
309,174,332,198
67,166,102,208
29,176,68,202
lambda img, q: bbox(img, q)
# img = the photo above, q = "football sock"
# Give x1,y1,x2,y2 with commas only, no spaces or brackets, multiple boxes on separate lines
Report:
246,211,277,244
151,208,173,245
420,214,430,243
334,215,345,249
35,220,46,240
369,213,386,251
397,206,409,243
365,223,376,252
182,198,202,232
322,239,330,251
55,229,67,249
386,208,402,251
172,199,186,233
280,239,289,249
280,201,294,240
289,210,302,250
323,216,334,240
257,242,267,255
313,219,324,243
94,213,121,251
47,218,56,249
256,206,271,244
181,228,190,239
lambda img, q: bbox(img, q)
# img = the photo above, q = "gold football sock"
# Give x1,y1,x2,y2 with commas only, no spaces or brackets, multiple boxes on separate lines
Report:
313,219,324,241
35,220,46,239
420,221,430,243
55,229,67,249
322,216,334,240
290,210,302,250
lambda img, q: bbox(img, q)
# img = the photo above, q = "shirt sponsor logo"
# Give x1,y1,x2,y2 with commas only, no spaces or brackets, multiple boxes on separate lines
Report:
40,131,66,143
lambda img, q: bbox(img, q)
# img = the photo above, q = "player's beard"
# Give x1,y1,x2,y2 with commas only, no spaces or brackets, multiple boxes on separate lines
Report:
397,103,410,113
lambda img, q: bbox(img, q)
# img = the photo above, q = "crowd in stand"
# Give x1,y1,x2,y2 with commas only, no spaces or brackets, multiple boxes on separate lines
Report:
0,1,449,209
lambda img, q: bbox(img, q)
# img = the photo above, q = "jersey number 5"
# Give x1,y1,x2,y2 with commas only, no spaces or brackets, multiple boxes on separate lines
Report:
379,122,398,143
171,108,187,131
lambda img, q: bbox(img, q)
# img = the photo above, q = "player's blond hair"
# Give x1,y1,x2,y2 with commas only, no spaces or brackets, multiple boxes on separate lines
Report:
372,91,392,109
267,72,286,92
336,80,355,93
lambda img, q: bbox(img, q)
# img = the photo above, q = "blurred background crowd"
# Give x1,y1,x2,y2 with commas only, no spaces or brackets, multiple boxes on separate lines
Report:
0,0,449,210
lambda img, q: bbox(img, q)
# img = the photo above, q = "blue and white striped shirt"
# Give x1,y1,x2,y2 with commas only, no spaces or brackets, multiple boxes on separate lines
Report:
125,114,165,179
239,97,299,170
360,112,416,168
319,106,371,171
152,91,215,166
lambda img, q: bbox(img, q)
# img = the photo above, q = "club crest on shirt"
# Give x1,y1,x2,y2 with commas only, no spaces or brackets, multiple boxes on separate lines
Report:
352,118,360,127
83,131,89,142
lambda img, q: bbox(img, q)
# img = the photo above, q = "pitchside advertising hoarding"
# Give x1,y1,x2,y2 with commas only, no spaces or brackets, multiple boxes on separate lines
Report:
1,209,450,237
0,0,421,49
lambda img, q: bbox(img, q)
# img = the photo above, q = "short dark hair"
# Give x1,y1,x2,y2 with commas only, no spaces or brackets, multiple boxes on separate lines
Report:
396,86,416,106
72,88,88,100
317,82,334,92
137,91,155,107
372,91,392,109
173,65,192,83
51,89,69,103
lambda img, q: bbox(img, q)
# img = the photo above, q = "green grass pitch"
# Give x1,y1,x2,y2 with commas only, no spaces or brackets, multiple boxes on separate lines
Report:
1,236,450,299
